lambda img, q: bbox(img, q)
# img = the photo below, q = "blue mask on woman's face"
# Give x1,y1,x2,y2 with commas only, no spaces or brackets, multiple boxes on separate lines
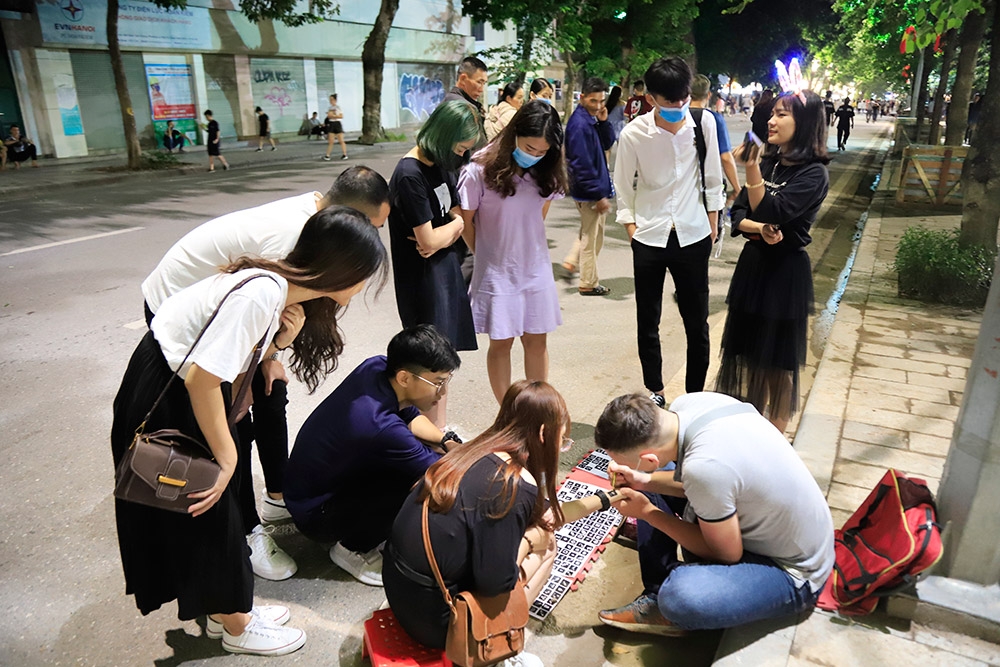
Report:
536,97,552,104
513,145,544,169
659,102,689,123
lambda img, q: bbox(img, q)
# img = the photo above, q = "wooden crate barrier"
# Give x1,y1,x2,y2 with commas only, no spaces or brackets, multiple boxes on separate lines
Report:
896,145,967,206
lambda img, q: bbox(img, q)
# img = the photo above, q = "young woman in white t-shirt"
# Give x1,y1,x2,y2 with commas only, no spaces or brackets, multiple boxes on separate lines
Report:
110,206,386,656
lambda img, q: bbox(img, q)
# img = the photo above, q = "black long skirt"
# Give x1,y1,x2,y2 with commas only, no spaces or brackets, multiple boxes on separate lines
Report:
716,242,814,416
110,331,253,620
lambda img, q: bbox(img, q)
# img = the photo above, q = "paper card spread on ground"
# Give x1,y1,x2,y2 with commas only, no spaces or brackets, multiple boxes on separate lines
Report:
529,450,624,621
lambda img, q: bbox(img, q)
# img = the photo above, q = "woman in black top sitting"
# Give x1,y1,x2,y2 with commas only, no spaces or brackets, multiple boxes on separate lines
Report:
384,380,567,667
716,90,830,434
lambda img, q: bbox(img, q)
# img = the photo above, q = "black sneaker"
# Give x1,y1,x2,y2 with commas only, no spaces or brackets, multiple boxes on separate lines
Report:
649,393,666,409
255,148,263,152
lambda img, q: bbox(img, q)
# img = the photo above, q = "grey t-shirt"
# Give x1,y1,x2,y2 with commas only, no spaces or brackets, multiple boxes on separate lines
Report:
672,392,835,591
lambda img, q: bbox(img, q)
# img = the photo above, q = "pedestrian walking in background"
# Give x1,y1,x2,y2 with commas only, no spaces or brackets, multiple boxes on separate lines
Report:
563,77,615,295
162,120,189,153
384,380,567,667
141,166,391,583
459,100,567,404
388,99,480,428
691,74,741,214
835,97,855,151
607,85,627,139
613,58,724,405
823,90,835,128
485,81,524,142
625,80,653,122
716,90,830,433
203,110,229,172
966,92,982,144
529,77,555,104
111,206,386,656
323,94,348,161
750,88,775,144
256,106,276,152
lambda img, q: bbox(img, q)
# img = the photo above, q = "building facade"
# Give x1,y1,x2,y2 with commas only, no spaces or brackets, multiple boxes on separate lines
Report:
0,0,472,157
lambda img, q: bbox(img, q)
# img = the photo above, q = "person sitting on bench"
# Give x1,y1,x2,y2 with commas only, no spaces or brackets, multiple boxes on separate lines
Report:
284,324,463,586
4,126,38,168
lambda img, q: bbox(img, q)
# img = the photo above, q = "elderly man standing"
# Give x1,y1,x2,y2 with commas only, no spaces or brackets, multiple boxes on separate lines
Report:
442,56,489,150
563,77,615,296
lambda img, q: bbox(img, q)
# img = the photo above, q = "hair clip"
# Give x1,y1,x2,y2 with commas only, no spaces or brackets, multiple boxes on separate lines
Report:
775,58,807,104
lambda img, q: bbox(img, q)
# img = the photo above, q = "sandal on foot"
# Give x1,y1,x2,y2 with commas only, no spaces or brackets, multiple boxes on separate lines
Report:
579,285,611,296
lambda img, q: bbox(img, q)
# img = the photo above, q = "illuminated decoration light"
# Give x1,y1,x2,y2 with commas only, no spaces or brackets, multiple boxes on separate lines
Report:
775,57,807,102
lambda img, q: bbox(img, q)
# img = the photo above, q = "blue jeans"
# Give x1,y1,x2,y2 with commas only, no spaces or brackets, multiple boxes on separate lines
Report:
637,470,821,630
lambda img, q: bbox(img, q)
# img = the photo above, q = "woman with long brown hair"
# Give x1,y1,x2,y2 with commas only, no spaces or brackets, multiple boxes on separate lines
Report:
110,206,386,656
383,380,568,667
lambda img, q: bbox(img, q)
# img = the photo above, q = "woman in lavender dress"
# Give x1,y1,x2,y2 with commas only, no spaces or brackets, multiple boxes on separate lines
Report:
459,101,568,403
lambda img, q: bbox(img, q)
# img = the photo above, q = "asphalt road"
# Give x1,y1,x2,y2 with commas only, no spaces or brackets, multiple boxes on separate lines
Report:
0,117,892,666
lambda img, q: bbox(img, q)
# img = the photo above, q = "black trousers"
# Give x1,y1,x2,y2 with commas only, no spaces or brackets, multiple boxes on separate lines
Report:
235,368,289,534
837,126,851,148
632,233,711,394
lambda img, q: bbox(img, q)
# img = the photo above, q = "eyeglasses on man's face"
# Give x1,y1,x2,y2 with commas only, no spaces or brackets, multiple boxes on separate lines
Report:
411,371,453,395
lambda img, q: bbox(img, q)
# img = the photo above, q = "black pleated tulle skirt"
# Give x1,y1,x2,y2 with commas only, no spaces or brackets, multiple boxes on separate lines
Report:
110,331,252,620
716,242,814,415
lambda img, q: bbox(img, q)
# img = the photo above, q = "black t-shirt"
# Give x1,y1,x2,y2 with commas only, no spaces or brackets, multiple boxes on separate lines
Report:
835,105,855,128
823,99,835,122
258,113,269,133
731,157,829,254
388,156,459,276
389,454,538,596
207,119,219,142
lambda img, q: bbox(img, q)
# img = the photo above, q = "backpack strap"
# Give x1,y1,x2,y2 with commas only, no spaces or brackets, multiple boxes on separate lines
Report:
688,107,709,214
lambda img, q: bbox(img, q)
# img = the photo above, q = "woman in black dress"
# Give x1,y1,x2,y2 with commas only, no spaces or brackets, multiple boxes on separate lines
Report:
111,207,385,655
383,380,567,667
388,99,481,427
716,91,830,434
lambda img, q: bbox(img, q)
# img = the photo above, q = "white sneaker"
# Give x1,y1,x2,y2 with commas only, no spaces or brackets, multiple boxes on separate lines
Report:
248,524,297,581
330,542,383,586
206,605,290,639
496,652,544,667
259,491,292,523
222,614,306,656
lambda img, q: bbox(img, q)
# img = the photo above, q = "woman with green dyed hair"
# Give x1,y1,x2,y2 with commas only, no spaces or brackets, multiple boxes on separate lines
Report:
388,100,481,428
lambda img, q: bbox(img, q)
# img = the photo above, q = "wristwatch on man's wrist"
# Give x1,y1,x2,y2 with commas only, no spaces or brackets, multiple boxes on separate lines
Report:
440,430,462,451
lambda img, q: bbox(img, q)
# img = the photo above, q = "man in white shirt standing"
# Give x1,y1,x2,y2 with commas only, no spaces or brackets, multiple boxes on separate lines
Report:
614,57,724,406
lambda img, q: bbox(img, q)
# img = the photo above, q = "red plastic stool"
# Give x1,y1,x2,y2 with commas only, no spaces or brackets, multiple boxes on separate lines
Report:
362,608,453,667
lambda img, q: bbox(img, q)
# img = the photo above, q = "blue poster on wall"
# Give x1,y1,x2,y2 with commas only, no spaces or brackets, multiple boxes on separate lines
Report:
54,73,83,136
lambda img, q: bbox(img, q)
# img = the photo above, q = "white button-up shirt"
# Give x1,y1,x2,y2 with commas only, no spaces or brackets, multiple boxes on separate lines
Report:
614,110,725,248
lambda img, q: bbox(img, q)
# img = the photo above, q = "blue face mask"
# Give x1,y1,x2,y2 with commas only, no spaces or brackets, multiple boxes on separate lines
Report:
536,97,552,104
659,102,689,123
513,146,544,169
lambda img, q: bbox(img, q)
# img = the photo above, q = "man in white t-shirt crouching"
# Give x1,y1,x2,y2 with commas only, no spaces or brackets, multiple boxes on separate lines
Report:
141,165,391,582
593,391,834,635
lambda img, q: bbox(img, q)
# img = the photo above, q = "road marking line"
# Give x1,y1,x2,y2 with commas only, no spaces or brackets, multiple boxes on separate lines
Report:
1,227,145,256
124,318,147,330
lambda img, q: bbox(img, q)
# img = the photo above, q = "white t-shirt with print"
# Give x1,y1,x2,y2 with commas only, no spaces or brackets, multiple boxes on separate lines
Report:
151,269,287,382
141,192,320,312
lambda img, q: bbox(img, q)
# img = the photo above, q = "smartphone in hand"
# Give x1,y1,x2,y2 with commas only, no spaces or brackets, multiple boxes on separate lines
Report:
737,131,764,163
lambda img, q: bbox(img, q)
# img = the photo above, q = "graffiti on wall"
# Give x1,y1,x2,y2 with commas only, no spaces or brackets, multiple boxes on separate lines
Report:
399,73,446,122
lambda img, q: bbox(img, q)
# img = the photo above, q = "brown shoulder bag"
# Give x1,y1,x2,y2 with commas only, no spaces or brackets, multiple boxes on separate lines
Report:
114,274,276,513
421,499,529,667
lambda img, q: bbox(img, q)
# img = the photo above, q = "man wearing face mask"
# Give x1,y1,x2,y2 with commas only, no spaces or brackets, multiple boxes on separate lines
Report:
613,57,724,406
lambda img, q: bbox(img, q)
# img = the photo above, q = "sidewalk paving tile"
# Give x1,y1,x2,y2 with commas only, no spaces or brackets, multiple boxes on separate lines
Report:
841,421,907,448
856,352,945,376
908,372,967,391
827,481,878,513
839,439,946,479
853,365,908,383
907,349,973,367
833,460,894,490
909,399,961,421
850,376,953,404
846,389,909,413
788,613,990,667
844,406,956,438
909,432,954,457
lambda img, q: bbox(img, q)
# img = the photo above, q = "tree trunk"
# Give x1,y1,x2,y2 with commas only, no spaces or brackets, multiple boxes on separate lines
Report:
359,0,399,145
915,45,934,141
514,24,534,87
959,0,1000,253
562,50,576,119
107,0,142,169
945,4,990,146
928,29,957,146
